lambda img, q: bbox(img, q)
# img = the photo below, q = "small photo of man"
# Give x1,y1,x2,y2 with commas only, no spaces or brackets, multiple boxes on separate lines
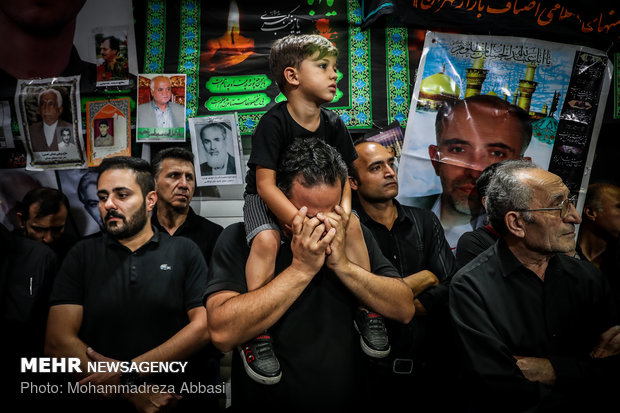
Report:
198,121,236,176
95,31,129,86
94,119,114,147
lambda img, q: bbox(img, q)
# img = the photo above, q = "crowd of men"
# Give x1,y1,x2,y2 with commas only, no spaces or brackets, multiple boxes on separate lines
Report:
2,139,618,413
2,118,620,413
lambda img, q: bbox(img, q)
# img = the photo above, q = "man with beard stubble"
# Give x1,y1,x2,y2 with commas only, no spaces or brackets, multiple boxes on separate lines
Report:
45,156,217,412
199,122,236,176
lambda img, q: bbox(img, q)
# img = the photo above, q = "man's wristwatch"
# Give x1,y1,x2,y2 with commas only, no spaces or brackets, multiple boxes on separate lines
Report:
120,371,142,386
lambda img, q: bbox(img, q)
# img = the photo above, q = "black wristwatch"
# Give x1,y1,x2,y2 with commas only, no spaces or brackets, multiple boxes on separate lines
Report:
120,371,142,386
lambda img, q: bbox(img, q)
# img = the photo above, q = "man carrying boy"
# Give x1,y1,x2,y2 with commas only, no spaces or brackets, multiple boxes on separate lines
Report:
240,34,378,383
205,138,414,410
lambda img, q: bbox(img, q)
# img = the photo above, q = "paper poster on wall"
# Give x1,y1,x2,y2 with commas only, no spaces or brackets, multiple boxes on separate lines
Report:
189,114,245,187
136,73,187,142
15,76,86,170
86,98,131,166
397,31,611,249
93,26,131,87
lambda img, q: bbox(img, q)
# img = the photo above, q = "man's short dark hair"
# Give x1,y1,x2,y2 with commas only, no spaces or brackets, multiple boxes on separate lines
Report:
485,160,539,234
20,187,69,221
99,119,109,127
102,36,120,51
151,147,195,178
277,138,348,197
97,156,154,197
199,122,228,142
435,95,532,155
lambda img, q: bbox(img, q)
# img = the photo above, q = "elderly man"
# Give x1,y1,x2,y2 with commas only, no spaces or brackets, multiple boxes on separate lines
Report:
28,88,73,152
45,156,216,412
205,138,414,410
199,122,236,176
137,75,185,129
349,140,457,410
450,160,620,412
403,95,532,251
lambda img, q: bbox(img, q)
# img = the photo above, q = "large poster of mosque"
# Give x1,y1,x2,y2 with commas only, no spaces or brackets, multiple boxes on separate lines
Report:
396,31,611,249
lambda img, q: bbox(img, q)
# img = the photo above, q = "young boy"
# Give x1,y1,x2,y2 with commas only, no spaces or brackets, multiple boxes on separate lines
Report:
241,34,390,385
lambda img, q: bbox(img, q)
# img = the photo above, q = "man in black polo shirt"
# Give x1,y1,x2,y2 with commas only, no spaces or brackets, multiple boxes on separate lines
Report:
450,162,620,412
45,156,215,412
348,140,457,410
205,138,414,411
151,147,223,265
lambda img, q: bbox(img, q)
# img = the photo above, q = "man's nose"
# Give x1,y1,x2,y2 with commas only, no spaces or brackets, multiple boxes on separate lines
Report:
564,202,582,224
41,230,54,243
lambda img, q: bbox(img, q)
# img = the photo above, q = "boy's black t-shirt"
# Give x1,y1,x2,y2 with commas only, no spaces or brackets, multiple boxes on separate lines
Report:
245,101,357,194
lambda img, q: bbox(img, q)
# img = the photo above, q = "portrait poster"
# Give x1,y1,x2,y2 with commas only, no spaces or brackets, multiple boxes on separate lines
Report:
92,25,131,87
397,32,611,245
57,168,103,237
136,73,187,143
15,76,86,170
189,113,245,187
365,122,405,167
86,98,131,166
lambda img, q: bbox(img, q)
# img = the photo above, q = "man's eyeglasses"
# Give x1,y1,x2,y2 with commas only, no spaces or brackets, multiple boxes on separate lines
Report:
514,195,577,219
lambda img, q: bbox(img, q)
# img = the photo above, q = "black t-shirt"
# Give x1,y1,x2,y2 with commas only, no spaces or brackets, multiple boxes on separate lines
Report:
204,222,399,411
245,101,357,194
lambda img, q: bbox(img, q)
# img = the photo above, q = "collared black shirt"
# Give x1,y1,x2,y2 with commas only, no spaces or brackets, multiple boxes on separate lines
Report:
151,206,223,265
354,199,455,313
49,227,214,396
450,239,620,412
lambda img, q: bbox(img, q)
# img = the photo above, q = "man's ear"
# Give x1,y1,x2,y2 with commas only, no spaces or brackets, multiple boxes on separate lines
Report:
428,144,441,176
16,211,26,229
505,211,526,239
348,176,359,191
283,66,299,87
146,191,157,212
583,205,597,222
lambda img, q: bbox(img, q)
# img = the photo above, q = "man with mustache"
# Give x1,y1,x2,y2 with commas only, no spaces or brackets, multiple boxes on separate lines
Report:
418,95,532,252
45,156,218,412
199,122,236,176
349,140,457,410
450,161,620,412
151,147,223,265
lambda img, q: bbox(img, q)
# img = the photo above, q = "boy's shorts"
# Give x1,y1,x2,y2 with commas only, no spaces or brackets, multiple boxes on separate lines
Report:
243,192,280,246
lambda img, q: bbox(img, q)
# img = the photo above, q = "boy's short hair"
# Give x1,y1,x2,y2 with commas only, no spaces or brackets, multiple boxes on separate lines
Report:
269,34,338,93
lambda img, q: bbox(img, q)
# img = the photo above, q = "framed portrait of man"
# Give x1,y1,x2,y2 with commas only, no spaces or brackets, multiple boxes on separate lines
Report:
189,114,244,186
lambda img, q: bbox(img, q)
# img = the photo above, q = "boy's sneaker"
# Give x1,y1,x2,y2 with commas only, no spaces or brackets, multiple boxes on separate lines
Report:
354,309,391,358
238,333,282,385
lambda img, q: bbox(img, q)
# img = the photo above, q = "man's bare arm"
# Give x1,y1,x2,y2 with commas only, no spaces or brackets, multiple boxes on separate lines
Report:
207,208,335,352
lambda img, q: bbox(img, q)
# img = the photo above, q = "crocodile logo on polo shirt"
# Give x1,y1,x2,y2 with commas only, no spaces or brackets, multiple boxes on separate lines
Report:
160,264,172,271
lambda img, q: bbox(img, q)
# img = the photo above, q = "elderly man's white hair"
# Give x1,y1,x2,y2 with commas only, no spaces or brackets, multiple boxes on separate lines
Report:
37,88,63,107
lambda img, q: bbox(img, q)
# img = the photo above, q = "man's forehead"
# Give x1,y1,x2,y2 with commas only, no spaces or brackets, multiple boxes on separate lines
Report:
161,158,194,172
